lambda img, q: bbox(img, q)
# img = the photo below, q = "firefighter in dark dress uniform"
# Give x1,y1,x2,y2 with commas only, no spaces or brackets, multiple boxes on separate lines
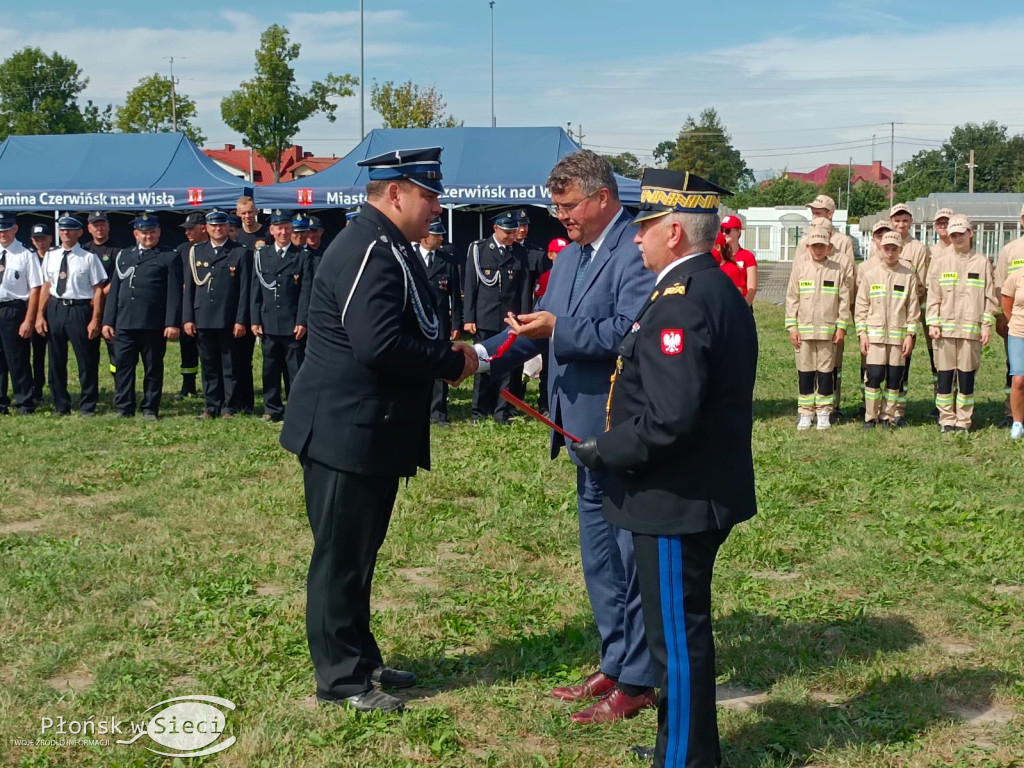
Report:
280,147,477,714
304,215,326,276
414,216,463,425
174,211,208,399
183,208,252,418
101,213,183,420
574,169,758,768
463,210,531,422
28,223,55,402
83,212,123,381
251,210,312,422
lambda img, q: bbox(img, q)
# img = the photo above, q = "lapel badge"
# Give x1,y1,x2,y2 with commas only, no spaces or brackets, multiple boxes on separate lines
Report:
380,235,389,244
488,242,495,250
631,322,640,334
102,255,109,262
14,270,20,279
293,273,301,285
229,265,237,277
507,267,515,278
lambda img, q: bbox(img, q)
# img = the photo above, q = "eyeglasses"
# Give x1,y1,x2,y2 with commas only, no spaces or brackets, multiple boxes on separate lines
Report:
549,190,599,216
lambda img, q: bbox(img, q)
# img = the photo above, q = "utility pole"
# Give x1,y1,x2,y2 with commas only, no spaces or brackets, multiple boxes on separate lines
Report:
846,156,852,215
360,0,365,139
489,1,496,127
871,134,876,164
889,122,895,206
967,149,976,193
575,124,585,146
164,56,180,132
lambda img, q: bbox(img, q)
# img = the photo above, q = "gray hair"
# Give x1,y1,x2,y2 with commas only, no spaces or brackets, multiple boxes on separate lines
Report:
664,211,720,252
547,150,619,200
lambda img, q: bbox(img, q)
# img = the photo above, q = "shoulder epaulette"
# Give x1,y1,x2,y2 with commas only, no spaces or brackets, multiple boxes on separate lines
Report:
663,284,687,297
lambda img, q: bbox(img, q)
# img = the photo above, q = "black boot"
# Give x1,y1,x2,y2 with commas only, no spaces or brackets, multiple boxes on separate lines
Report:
176,373,198,400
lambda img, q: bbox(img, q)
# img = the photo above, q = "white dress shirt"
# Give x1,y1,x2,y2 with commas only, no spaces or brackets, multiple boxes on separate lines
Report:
0,241,44,302
42,244,108,300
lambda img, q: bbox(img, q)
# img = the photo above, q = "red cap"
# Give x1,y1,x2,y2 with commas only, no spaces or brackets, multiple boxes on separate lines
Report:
720,215,742,230
548,237,569,253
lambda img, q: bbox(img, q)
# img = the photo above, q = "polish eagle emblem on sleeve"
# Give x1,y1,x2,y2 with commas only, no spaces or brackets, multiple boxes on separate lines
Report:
661,329,683,355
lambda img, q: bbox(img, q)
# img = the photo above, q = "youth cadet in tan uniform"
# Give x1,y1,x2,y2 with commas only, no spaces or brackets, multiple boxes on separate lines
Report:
795,207,856,417
856,231,920,429
785,227,853,430
889,203,931,406
926,215,998,433
994,203,1024,428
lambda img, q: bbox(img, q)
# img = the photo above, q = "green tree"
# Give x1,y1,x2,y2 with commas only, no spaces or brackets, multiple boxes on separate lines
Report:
665,108,753,191
602,152,643,179
894,148,951,201
731,174,818,209
116,74,206,144
652,140,676,168
0,47,110,139
221,25,357,182
370,81,462,129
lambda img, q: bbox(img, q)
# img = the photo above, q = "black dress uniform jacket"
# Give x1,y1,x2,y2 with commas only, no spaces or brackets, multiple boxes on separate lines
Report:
596,252,758,535
251,243,312,335
280,204,465,477
463,238,531,329
102,245,183,330
183,240,251,329
417,244,462,338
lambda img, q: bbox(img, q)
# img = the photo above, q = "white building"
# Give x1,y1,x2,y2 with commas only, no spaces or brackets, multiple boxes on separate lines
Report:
735,206,859,262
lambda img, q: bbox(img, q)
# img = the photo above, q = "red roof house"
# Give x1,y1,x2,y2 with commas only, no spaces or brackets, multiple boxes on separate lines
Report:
202,144,340,185
785,160,891,186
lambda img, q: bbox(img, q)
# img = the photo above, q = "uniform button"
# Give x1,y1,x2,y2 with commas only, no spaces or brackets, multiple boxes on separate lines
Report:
383,414,391,422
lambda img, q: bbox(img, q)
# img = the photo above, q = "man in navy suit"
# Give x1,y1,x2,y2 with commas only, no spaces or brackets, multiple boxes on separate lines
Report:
475,150,657,723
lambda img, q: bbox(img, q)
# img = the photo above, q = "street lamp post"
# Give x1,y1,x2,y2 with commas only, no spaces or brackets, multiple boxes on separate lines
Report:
490,1,495,127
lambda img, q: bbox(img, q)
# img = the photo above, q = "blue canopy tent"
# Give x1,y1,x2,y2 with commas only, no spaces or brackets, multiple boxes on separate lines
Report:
0,132,253,212
254,127,641,209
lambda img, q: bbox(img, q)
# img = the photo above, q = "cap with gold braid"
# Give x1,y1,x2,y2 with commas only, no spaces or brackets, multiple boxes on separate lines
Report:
633,168,732,224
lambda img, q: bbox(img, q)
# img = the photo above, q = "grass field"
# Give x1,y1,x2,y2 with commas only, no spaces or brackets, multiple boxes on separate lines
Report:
2,302,1023,768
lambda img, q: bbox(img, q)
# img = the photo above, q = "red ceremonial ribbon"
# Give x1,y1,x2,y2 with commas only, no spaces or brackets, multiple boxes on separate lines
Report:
485,331,518,362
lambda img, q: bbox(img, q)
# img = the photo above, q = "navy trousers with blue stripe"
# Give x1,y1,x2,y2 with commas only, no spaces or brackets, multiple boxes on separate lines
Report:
633,528,731,768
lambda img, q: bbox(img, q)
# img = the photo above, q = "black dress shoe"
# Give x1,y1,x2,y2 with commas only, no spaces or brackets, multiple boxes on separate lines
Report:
630,745,655,761
370,665,417,689
317,688,404,713
998,415,1014,429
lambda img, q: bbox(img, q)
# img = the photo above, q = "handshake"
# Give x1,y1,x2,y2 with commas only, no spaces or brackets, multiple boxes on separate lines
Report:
446,343,479,387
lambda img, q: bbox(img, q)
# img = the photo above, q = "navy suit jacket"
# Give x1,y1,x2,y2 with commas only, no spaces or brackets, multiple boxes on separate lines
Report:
481,207,654,462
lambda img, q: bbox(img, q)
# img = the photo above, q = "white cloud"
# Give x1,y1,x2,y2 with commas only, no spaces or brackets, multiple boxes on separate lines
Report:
5,10,1024,175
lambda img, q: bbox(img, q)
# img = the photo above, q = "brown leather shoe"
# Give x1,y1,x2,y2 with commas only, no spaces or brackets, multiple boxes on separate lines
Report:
570,687,656,724
552,671,617,702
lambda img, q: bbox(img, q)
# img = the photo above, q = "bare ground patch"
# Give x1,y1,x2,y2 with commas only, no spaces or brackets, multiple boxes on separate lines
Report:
46,666,94,693
0,519,43,535
397,567,439,590
255,584,287,597
716,684,769,710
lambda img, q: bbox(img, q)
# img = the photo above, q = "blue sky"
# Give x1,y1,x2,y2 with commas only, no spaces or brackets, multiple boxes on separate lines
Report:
5,1,1024,177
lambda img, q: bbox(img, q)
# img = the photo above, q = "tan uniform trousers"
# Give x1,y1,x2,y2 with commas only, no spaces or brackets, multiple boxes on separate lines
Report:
934,337,981,428
796,340,837,415
864,343,907,423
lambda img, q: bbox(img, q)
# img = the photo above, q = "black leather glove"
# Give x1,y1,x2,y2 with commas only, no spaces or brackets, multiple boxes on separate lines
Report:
573,437,605,472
